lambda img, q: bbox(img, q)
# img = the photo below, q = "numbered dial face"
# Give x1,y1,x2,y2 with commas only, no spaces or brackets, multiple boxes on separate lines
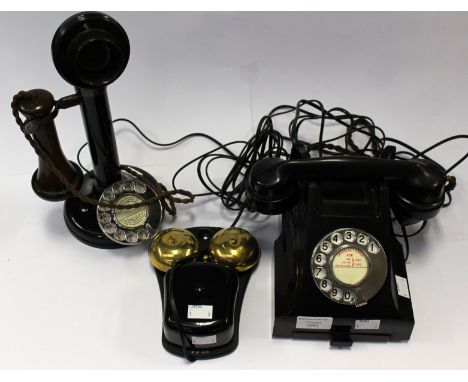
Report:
97,179,163,246
311,228,387,307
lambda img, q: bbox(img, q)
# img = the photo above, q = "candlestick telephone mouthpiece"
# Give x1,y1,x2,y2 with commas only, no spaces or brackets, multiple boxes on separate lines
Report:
51,11,130,89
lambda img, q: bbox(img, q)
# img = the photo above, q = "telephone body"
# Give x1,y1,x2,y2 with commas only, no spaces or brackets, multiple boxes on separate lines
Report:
246,144,447,346
274,180,413,346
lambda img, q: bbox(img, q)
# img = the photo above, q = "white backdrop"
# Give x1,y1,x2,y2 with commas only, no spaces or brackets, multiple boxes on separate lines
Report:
0,12,467,369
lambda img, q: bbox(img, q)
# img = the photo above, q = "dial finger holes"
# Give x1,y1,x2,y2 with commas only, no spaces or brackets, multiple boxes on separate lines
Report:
314,267,327,280
99,213,111,224
319,279,332,292
343,290,356,304
330,232,343,246
367,241,380,254
314,253,327,266
320,240,332,254
104,223,117,234
114,229,126,242
331,287,343,301
357,233,369,246
344,230,356,242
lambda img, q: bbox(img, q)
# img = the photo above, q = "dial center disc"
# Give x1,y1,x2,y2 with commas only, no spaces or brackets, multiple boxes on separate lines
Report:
114,194,148,229
331,247,369,287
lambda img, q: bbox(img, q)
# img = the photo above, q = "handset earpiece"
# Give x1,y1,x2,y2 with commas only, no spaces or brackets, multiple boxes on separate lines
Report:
208,228,260,272
148,229,199,272
389,158,446,225
246,157,299,215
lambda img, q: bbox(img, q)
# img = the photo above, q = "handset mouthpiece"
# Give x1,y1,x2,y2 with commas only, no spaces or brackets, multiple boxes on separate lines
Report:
52,11,130,89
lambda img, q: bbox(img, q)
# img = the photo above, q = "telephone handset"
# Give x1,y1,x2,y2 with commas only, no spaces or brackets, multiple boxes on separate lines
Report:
12,12,180,248
246,156,446,223
14,89,83,201
245,154,448,346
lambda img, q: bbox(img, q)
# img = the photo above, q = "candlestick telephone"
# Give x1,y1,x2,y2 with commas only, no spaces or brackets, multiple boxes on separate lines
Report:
11,11,468,360
12,11,193,249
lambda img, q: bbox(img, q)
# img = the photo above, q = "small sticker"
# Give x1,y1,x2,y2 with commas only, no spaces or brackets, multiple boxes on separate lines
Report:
191,335,217,345
395,275,411,299
296,316,333,330
187,305,213,319
355,319,380,330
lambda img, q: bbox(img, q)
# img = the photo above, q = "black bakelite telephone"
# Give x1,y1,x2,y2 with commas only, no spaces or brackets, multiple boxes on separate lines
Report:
11,11,467,360
245,152,446,346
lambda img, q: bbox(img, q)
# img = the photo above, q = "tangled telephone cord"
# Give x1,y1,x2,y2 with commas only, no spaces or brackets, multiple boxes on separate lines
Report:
84,99,467,261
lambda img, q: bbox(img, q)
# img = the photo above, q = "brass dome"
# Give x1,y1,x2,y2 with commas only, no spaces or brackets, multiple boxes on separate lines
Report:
209,228,260,272
148,228,199,272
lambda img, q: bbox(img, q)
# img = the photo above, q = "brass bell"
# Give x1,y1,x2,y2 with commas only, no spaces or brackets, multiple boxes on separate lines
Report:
209,228,260,272
148,228,199,272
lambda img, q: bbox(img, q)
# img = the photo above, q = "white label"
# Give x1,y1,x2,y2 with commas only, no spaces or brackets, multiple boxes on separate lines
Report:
187,305,213,319
296,316,333,330
355,319,381,330
191,335,217,345
395,275,411,299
